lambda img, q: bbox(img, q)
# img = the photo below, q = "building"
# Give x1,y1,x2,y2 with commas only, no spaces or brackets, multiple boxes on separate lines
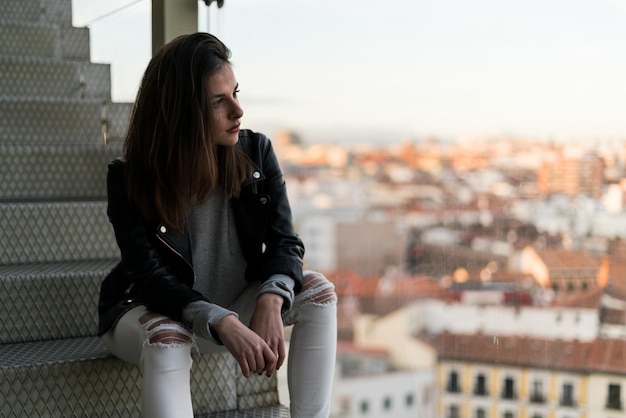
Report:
423,332,625,418
331,344,436,418
537,148,604,198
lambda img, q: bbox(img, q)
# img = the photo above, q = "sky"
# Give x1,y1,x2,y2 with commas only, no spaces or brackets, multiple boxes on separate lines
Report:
72,0,626,144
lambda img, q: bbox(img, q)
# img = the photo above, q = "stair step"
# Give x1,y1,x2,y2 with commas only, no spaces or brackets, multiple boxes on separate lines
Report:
0,98,102,144
0,143,121,201
0,98,130,145
1,0,72,26
0,260,118,343
0,337,286,417
0,201,118,265
0,22,89,60
0,56,111,100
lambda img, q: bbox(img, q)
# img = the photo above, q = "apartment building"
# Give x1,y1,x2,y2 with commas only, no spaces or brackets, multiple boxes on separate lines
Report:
537,149,604,198
423,332,626,418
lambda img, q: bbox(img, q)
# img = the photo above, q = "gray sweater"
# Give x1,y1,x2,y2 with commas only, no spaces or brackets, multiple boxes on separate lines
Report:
182,190,295,342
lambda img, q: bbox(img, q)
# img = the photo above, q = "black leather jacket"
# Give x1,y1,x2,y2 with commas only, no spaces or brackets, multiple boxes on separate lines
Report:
98,130,304,336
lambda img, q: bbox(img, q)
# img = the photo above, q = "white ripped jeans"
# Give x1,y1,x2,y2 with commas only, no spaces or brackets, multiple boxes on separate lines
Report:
101,270,337,418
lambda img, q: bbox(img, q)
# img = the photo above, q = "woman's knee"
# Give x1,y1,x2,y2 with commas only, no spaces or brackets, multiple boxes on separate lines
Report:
301,271,338,305
139,312,194,346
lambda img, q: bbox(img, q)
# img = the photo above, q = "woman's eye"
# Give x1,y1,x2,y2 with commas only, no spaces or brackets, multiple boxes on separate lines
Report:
212,99,223,107
233,89,240,99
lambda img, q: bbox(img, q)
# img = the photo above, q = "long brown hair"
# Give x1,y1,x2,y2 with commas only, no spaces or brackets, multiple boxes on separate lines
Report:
124,33,251,232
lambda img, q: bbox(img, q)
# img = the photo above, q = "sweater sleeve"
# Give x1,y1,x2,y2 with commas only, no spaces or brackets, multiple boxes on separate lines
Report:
256,274,295,311
182,300,238,343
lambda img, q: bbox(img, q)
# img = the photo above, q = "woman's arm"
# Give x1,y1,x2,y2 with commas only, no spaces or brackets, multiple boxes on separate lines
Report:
235,132,305,290
106,160,206,322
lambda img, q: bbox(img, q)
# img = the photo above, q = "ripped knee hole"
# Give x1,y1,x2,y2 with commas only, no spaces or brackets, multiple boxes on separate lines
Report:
301,274,338,304
139,313,193,345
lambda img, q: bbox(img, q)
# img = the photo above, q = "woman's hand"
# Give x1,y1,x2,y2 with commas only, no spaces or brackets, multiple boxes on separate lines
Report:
249,293,286,376
212,314,276,378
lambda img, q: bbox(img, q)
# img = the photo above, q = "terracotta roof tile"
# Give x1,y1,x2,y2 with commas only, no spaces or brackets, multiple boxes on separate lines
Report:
587,339,626,374
420,333,590,372
419,332,626,375
537,248,601,272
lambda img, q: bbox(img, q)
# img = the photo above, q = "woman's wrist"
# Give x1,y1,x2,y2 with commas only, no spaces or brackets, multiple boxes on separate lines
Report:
256,292,284,310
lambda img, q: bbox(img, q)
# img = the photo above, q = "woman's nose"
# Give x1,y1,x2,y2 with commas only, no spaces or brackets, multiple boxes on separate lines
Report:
231,102,244,119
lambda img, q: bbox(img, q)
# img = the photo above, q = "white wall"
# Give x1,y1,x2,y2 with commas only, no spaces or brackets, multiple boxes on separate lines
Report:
587,373,626,418
411,300,599,341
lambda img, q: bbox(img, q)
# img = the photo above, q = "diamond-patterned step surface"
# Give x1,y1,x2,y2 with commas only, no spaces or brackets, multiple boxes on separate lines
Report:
2,0,73,26
0,21,89,60
0,143,122,201
0,98,131,145
0,99,131,145
0,57,111,100
0,260,118,344
0,337,286,418
0,201,118,265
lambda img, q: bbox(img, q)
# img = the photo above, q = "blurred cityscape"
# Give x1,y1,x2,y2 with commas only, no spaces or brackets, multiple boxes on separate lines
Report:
272,131,626,417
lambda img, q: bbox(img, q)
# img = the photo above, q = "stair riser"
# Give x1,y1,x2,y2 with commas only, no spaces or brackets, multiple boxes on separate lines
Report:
2,0,72,25
0,144,122,201
0,23,89,60
0,100,130,145
0,265,117,343
0,202,119,264
1,59,111,100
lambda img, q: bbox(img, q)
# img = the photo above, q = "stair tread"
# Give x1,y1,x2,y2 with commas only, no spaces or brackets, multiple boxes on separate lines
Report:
0,259,118,278
0,336,108,368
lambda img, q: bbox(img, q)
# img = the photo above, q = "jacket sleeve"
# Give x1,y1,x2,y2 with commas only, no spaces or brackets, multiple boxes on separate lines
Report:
238,132,305,292
106,160,206,322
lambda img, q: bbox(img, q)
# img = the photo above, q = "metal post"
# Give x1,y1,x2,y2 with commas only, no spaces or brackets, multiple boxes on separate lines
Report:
151,0,199,55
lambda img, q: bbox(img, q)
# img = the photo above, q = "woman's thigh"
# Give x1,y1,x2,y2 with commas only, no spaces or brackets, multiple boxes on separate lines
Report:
101,305,194,365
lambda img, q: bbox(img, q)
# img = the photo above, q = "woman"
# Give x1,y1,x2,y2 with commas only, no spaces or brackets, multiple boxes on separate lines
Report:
98,32,337,418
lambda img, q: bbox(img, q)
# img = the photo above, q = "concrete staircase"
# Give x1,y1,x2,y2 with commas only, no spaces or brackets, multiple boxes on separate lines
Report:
0,1,287,416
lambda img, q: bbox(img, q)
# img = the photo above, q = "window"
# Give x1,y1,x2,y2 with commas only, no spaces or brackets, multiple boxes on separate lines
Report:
502,377,516,400
560,383,575,407
448,404,460,418
405,393,414,407
607,383,623,410
447,370,461,393
529,379,545,403
360,400,369,414
503,412,514,418
475,407,486,418
382,396,392,410
474,373,488,396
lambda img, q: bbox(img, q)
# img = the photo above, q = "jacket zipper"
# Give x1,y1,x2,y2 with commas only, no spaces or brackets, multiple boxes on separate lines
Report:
156,234,197,286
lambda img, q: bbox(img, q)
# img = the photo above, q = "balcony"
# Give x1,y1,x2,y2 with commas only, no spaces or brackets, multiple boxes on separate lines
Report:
559,397,577,407
529,393,546,404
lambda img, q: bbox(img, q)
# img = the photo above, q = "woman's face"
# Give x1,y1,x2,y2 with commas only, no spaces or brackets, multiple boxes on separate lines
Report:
208,64,244,146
